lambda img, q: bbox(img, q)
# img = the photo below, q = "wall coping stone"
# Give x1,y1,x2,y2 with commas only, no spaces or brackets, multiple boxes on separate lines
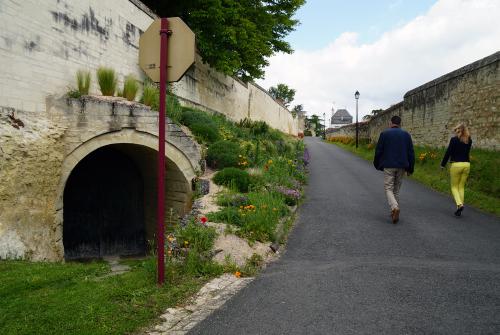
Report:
404,51,500,98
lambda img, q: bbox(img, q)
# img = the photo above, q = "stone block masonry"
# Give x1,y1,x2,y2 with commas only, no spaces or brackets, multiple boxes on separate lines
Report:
0,96,200,260
328,52,499,150
0,0,297,135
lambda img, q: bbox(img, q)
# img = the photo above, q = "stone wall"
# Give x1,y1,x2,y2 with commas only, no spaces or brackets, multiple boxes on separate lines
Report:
328,52,499,150
326,122,369,140
172,57,299,135
0,0,297,135
0,97,199,260
0,0,298,260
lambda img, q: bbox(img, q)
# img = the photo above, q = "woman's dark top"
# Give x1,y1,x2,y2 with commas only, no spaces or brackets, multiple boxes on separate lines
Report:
440,136,472,167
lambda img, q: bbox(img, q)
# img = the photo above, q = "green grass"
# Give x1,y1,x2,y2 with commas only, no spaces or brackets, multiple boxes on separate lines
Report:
327,140,500,216
0,258,212,335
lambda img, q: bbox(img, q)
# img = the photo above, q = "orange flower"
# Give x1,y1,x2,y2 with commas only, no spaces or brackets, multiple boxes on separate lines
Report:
234,271,241,278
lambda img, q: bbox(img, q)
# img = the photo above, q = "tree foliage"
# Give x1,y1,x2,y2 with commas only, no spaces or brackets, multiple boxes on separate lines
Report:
306,114,322,134
142,0,305,81
268,83,296,107
291,104,304,118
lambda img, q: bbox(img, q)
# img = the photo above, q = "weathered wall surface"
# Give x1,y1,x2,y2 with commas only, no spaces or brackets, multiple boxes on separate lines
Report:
0,97,199,260
0,0,297,134
0,0,152,113
328,52,499,150
0,108,66,260
172,57,299,135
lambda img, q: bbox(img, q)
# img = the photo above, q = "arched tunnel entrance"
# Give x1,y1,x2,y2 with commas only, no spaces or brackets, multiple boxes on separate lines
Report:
63,143,191,260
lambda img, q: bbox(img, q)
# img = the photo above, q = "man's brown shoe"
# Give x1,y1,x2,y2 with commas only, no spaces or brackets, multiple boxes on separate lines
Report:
391,208,400,224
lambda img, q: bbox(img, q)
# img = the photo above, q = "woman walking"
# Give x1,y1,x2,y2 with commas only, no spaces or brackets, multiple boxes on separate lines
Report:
440,124,472,216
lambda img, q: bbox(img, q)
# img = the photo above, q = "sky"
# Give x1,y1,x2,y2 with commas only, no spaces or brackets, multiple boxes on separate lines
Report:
256,0,500,121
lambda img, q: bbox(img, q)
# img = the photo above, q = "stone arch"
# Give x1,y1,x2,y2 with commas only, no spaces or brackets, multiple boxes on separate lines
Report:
55,129,197,259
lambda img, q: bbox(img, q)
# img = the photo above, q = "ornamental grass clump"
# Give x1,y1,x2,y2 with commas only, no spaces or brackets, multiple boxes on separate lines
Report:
141,81,159,110
122,74,139,101
76,70,91,95
96,67,117,96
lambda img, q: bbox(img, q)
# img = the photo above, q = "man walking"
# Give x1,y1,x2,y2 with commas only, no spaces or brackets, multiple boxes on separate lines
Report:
373,115,415,224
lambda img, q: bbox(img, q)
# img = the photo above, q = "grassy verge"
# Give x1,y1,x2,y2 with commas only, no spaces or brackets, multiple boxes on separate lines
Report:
326,138,499,216
0,258,211,335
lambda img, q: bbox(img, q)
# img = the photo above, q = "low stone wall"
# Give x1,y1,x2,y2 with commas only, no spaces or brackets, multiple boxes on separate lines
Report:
326,122,369,140
328,52,499,149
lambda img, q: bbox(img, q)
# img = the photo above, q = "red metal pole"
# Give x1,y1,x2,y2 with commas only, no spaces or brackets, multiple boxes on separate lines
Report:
157,18,169,286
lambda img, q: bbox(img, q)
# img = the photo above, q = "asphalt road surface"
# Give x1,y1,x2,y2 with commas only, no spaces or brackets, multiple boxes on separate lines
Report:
189,137,500,335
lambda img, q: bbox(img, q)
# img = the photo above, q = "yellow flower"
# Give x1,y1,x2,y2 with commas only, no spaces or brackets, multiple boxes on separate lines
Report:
268,159,273,164
184,240,189,246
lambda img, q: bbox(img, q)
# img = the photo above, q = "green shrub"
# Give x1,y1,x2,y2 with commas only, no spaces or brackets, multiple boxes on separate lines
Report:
206,141,240,169
207,207,243,226
122,74,139,101
174,222,222,277
237,118,270,136
76,70,91,95
66,88,81,99
175,222,217,253
96,67,117,96
213,167,251,192
180,108,214,127
190,123,221,144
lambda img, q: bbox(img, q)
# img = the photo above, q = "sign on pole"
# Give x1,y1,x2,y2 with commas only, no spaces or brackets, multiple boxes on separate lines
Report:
139,17,195,285
139,17,195,82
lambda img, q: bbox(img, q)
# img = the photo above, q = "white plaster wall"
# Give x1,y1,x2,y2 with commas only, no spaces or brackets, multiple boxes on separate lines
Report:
0,0,153,113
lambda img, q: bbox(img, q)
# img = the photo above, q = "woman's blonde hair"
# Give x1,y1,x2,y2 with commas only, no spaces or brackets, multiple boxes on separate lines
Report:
454,124,470,144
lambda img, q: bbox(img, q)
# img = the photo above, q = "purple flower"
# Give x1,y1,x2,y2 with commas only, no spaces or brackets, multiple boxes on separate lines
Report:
302,148,310,166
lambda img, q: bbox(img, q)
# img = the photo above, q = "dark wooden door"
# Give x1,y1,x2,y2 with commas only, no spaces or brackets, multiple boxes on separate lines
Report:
63,146,145,259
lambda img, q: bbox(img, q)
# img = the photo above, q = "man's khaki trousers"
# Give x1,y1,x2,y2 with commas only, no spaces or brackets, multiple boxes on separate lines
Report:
384,168,405,210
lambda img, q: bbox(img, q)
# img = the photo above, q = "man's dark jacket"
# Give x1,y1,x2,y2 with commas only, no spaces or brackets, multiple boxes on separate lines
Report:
373,126,415,173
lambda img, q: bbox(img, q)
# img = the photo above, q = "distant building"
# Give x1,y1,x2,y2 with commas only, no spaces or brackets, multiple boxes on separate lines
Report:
330,109,353,129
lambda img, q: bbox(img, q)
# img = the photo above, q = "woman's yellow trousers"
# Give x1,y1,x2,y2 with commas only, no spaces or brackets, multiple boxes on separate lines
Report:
450,162,470,206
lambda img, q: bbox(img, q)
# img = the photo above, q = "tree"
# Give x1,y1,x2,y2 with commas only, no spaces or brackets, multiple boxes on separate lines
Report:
268,83,296,107
306,114,322,135
142,0,305,81
291,104,304,118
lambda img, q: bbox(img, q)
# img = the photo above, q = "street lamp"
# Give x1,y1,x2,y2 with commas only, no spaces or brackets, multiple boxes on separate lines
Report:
323,112,326,139
355,91,360,149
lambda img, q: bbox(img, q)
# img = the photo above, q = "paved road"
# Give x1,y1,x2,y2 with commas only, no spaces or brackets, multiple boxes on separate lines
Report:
189,137,500,334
